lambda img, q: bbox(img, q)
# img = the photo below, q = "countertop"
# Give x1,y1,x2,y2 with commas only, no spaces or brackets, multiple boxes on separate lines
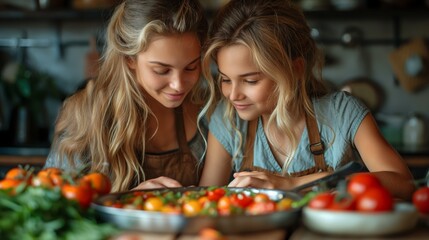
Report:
0,145,50,156
110,217,429,240
1,143,428,156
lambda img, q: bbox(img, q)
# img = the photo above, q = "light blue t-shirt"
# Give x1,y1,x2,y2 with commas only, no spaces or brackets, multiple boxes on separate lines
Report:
208,91,369,174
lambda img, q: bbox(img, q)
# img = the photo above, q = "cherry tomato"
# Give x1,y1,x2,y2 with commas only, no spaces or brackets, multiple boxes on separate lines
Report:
199,228,224,240
412,186,429,214
61,179,94,209
253,193,270,203
37,167,63,186
183,200,202,216
5,167,32,184
277,198,293,210
356,187,393,212
0,179,23,194
347,172,382,198
231,192,253,208
144,197,164,211
308,192,335,209
207,188,226,202
217,196,232,216
329,197,356,211
82,172,112,196
161,205,181,214
31,174,55,188
246,201,276,215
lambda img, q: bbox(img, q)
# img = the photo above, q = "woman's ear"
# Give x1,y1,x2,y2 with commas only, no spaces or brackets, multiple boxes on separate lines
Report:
293,57,305,77
127,56,137,70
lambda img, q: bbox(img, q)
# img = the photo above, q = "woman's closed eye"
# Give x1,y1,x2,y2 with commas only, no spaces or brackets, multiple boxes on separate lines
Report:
244,79,258,85
221,78,231,83
153,68,170,75
185,64,199,71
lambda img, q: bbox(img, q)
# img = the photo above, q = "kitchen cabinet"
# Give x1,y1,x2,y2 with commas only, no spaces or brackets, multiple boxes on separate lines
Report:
0,9,112,56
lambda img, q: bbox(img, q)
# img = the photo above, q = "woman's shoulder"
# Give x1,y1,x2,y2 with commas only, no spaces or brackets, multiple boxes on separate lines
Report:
316,91,367,111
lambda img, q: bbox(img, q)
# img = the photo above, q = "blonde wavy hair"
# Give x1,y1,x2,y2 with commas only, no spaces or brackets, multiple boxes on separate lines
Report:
52,0,208,192
201,0,329,173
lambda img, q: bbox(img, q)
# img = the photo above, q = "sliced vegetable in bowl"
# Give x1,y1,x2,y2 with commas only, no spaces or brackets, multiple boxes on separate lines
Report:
92,187,303,234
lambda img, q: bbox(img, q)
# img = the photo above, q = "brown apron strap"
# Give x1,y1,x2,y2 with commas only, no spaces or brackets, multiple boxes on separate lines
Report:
241,119,258,171
305,108,326,171
174,107,190,155
241,106,327,173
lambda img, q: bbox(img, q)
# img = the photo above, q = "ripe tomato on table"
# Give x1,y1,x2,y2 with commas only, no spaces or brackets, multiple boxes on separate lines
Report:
61,179,94,209
347,172,382,198
207,188,226,201
356,187,393,212
412,186,429,214
308,192,335,210
82,172,112,195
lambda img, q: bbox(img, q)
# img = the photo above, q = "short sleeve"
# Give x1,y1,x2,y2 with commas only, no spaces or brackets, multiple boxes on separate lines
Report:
332,91,369,144
208,100,235,156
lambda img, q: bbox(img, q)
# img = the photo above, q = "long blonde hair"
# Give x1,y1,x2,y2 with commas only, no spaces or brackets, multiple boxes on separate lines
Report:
52,0,208,191
201,0,328,173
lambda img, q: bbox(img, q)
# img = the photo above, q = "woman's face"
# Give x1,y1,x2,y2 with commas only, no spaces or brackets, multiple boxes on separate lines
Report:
217,44,276,121
129,33,201,108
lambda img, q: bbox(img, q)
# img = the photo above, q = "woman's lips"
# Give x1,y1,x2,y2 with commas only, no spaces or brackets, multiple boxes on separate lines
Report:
165,92,185,101
233,103,251,110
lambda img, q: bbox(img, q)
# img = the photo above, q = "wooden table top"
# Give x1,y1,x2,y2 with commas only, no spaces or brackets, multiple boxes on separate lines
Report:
111,216,429,240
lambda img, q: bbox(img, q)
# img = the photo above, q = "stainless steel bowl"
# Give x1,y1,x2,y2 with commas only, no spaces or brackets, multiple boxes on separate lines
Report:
91,187,302,234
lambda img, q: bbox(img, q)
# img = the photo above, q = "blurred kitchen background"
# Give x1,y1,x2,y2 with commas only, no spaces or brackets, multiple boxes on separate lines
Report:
0,0,428,178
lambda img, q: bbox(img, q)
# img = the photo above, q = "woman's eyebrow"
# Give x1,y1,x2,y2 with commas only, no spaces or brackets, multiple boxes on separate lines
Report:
149,56,201,67
218,69,261,78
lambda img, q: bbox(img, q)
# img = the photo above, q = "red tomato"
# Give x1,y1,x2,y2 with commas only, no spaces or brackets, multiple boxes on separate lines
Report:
231,192,253,208
347,173,382,198
207,188,226,202
412,186,429,214
253,193,270,203
356,187,393,212
308,192,335,209
5,168,32,184
217,196,232,216
0,179,23,194
329,197,356,211
246,201,276,215
37,167,63,186
61,180,94,209
82,172,112,196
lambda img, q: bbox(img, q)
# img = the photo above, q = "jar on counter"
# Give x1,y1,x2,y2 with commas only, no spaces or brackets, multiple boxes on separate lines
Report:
402,113,427,147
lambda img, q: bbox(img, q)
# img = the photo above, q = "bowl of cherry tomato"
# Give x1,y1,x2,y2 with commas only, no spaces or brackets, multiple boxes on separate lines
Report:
302,172,419,236
91,186,302,234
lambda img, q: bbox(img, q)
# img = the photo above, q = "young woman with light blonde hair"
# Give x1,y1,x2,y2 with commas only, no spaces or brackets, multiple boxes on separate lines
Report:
45,0,209,192
199,0,414,200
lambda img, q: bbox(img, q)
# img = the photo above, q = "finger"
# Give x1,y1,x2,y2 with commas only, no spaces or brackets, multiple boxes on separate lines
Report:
228,175,255,188
132,181,165,190
233,171,262,178
155,176,183,188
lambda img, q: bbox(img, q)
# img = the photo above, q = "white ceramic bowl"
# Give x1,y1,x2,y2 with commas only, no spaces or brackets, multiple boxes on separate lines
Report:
303,203,419,236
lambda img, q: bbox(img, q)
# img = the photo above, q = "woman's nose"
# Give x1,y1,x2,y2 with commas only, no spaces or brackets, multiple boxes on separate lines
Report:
169,73,185,91
228,84,242,101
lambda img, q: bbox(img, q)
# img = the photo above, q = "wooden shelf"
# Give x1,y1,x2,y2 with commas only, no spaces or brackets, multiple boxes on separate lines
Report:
1,8,429,22
0,9,115,21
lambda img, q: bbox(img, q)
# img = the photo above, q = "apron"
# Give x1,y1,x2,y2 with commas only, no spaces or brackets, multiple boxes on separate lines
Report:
142,106,202,186
239,108,333,177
